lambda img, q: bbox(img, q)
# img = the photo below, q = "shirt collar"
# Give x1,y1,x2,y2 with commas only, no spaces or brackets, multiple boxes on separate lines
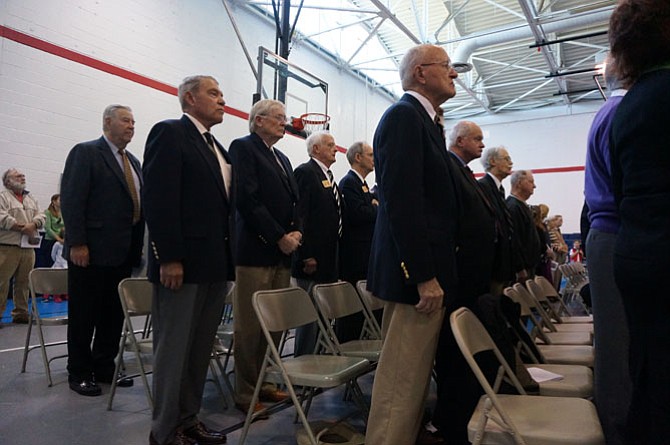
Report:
487,171,502,188
351,169,365,183
405,91,437,122
312,157,331,177
184,113,209,136
449,150,467,167
610,88,627,98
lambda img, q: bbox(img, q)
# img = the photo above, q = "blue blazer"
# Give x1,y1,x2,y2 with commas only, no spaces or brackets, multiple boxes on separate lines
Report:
367,93,460,306
229,132,301,267
142,115,234,284
61,136,144,267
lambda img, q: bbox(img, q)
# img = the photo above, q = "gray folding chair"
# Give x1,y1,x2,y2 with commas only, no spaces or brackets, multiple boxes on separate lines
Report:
239,287,370,445
530,276,593,323
21,268,69,387
107,277,153,410
355,280,384,340
504,286,594,368
313,281,382,362
450,307,604,444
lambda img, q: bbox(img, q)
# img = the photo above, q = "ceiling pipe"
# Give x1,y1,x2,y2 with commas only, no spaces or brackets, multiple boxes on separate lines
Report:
452,8,612,65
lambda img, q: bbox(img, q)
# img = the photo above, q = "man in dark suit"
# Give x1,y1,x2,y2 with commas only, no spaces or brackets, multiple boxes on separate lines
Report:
365,43,460,445
143,75,231,445
479,145,515,294
337,141,378,342
430,120,497,443
61,104,144,397
507,170,540,282
291,130,342,356
229,99,300,416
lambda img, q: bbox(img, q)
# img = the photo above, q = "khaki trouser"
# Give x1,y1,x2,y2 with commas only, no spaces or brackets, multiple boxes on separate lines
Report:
233,265,291,405
366,302,445,445
0,244,34,318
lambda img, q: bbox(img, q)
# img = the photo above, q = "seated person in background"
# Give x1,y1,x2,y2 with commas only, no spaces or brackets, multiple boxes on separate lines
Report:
569,240,584,263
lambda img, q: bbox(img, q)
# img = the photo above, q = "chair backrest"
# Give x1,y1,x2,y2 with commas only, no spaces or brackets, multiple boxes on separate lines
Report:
503,286,531,317
534,276,560,300
450,307,525,395
355,280,385,312
29,268,68,296
253,287,319,333
313,282,365,321
514,283,557,333
118,278,153,316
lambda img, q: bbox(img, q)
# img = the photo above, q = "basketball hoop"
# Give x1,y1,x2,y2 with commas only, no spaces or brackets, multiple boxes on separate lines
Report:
300,112,330,135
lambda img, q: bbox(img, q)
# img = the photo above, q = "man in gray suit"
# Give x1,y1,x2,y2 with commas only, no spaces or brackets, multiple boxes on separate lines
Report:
61,104,144,396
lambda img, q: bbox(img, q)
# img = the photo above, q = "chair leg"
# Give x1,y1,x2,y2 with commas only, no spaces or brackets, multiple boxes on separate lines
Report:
239,353,271,445
107,325,128,410
21,308,35,373
36,318,54,387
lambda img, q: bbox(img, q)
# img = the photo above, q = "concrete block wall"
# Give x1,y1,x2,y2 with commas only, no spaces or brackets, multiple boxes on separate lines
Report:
0,0,602,231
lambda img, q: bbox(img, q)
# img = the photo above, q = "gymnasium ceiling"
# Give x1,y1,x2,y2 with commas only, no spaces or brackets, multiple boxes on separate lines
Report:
237,0,615,119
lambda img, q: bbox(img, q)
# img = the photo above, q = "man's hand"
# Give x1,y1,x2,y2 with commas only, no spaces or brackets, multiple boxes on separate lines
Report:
11,222,25,232
160,261,184,291
278,231,301,255
70,245,90,267
302,258,317,275
371,198,379,206
415,278,444,315
20,222,37,236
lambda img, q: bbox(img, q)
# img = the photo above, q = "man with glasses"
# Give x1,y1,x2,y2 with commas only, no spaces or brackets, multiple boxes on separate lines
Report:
0,168,45,325
479,146,515,293
365,43,460,445
228,99,300,416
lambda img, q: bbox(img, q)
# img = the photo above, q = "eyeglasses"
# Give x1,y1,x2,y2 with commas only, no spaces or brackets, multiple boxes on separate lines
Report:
497,156,512,162
420,60,453,71
260,114,288,124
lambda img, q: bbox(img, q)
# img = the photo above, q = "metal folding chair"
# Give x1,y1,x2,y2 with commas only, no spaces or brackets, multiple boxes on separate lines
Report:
21,268,69,387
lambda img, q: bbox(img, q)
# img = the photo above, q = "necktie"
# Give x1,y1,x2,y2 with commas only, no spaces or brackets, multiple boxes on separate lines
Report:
434,115,444,137
204,132,232,198
203,132,216,153
327,170,343,238
118,149,141,224
499,185,505,198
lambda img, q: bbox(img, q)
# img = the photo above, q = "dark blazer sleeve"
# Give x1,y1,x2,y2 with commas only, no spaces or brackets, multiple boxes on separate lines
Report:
61,142,93,248
293,163,317,262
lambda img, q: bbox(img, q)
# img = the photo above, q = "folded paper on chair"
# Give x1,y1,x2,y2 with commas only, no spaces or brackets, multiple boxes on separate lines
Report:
527,367,564,382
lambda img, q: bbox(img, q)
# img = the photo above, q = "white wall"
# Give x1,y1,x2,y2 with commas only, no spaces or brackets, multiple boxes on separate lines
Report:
0,0,599,233
0,0,392,208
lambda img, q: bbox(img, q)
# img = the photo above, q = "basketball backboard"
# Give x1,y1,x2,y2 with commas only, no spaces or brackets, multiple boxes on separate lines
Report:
255,46,329,129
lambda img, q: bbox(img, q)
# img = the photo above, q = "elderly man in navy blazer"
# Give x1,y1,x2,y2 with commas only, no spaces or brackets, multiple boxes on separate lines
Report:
365,43,460,445
143,75,232,445
229,99,300,416
292,130,343,356
61,104,144,397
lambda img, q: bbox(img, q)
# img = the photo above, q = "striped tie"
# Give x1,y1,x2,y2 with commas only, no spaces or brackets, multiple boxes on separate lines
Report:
118,149,140,224
327,170,343,238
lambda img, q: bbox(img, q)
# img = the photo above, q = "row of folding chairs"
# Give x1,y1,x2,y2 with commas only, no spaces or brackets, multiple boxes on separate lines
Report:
450,307,604,444
238,281,384,445
558,262,591,314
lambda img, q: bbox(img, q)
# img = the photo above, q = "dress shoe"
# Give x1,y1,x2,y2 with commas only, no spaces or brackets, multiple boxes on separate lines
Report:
69,378,102,396
259,389,289,403
149,431,197,445
97,372,134,387
235,402,269,420
182,421,226,444
12,315,29,324
416,428,445,445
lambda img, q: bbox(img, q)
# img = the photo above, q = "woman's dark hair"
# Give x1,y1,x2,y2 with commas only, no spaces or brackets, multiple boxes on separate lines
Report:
47,193,60,215
609,0,670,85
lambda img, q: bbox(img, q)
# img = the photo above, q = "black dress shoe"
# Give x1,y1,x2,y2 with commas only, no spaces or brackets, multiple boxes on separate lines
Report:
97,372,134,387
182,421,227,444
69,378,102,396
